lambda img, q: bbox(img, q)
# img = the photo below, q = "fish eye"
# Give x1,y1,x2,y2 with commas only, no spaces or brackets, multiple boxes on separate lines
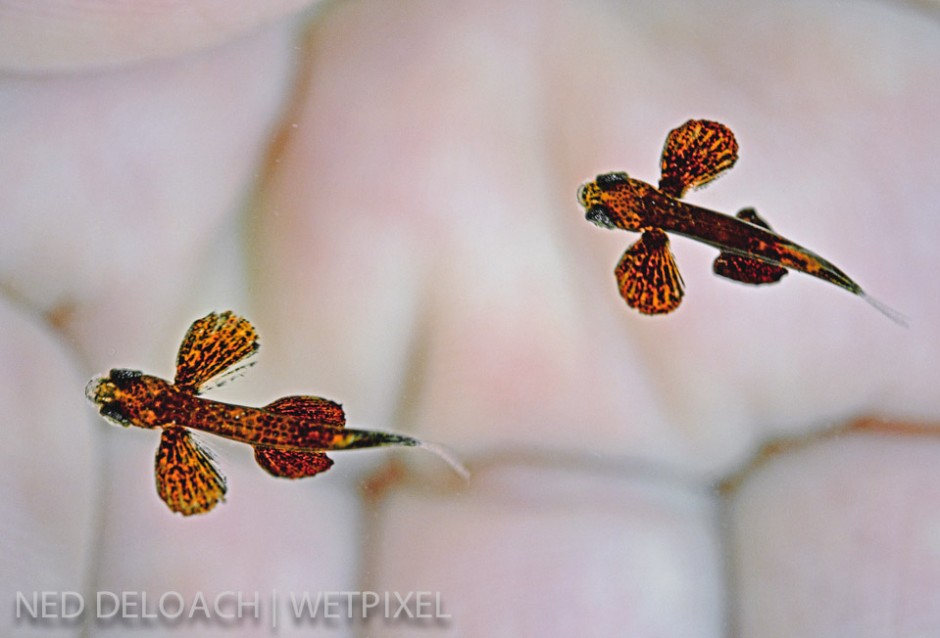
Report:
585,206,615,229
596,172,629,189
110,368,142,381
577,184,588,206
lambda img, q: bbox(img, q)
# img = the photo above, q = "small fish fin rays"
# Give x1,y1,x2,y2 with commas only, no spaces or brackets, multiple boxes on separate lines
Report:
615,229,685,315
174,311,259,394
155,426,227,516
254,447,334,479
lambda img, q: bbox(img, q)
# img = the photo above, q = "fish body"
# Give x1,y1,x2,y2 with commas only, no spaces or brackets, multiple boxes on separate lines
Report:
577,120,903,323
86,312,465,516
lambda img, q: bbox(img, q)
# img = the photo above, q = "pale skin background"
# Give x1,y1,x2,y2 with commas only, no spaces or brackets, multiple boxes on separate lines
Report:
1,0,939,636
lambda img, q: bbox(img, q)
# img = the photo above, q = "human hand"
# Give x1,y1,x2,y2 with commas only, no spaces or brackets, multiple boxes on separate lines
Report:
2,2,938,637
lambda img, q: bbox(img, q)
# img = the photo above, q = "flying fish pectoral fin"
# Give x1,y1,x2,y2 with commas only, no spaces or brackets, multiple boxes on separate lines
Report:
155,426,227,516
659,119,739,198
615,229,685,315
712,208,789,285
174,311,260,394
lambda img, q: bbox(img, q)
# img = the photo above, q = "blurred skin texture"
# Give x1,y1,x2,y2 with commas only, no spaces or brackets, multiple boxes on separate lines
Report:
1,0,939,636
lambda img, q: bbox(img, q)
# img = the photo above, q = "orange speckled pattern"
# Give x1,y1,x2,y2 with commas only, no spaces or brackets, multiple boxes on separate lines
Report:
254,447,334,478
713,208,789,285
576,119,900,321
155,426,226,516
615,229,684,315
580,173,652,232
85,311,452,516
659,119,738,198
174,311,259,394
264,395,345,425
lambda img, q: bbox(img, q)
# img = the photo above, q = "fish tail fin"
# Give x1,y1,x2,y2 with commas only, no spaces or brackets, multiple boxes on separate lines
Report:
412,440,470,482
341,428,469,480
860,292,909,327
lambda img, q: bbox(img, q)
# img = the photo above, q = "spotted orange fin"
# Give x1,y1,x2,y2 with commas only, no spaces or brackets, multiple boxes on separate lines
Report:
713,208,789,285
252,395,345,478
659,119,738,198
174,311,259,394
615,229,685,314
155,426,226,516
254,447,334,479
264,395,346,426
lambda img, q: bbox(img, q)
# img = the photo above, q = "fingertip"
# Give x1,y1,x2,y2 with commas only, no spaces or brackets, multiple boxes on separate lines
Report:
0,0,318,72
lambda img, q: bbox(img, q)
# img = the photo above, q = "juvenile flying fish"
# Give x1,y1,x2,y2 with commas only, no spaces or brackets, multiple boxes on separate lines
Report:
577,119,904,324
86,311,467,516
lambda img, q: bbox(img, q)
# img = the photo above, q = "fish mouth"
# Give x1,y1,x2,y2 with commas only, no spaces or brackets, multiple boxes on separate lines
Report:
577,183,589,207
585,205,615,229
85,376,104,403
85,375,119,405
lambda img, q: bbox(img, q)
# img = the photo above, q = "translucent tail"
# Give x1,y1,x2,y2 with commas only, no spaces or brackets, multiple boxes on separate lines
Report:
413,440,471,482
860,291,909,328
341,427,469,481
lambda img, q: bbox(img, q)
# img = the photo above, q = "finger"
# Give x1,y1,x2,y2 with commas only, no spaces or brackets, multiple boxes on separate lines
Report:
253,0,939,468
0,17,334,626
731,433,940,637
250,0,675,461
367,462,724,636
0,299,96,619
0,0,315,72
252,0,939,636
0,23,296,363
